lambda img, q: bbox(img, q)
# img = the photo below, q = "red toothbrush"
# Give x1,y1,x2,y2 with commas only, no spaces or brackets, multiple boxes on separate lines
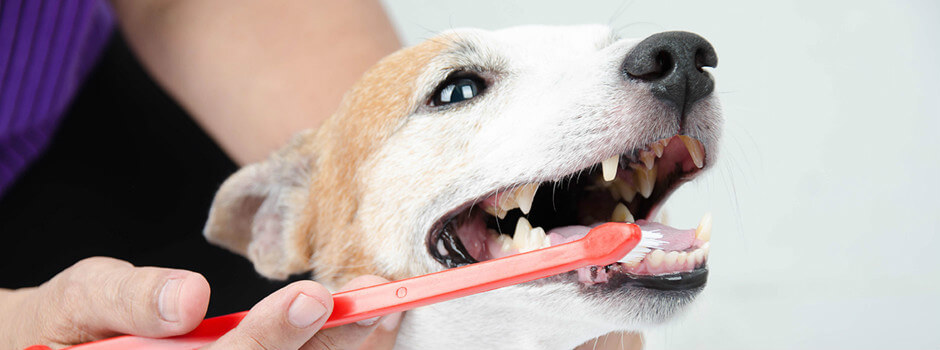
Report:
26,222,661,350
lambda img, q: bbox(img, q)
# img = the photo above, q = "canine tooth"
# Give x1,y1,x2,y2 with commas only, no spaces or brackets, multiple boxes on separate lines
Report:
664,251,679,267
696,213,713,242
633,165,656,198
702,242,710,256
640,151,655,169
650,142,664,158
611,203,635,223
514,217,532,240
515,183,539,214
647,250,665,268
678,135,705,168
436,239,448,256
601,155,619,182
613,179,637,202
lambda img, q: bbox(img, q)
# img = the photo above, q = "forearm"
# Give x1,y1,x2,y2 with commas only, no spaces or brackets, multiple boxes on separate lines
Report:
110,0,401,165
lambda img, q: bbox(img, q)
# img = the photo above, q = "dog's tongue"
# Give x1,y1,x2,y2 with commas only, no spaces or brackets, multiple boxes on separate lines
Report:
547,220,694,251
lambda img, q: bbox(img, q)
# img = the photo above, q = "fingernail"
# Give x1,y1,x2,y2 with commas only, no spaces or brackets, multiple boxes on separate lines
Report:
356,316,380,327
288,293,327,328
159,278,183,322
379,312,403,331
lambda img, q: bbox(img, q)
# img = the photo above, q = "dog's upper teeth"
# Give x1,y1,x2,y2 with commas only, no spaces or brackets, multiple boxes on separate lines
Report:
515,183,539,215
612,178,637,202
678,135,705,168
482,205,507,219
611,202,635,223
650,141,665,158
633,164,657,198
695,212,712,241
640,150,656,170
601,155,619,182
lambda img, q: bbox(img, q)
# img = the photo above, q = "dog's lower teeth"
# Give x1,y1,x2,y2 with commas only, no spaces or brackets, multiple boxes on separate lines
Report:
611,203,634,223
695,212,713,241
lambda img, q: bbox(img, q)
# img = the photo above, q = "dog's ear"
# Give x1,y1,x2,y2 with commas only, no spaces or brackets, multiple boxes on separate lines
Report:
203,132,315,279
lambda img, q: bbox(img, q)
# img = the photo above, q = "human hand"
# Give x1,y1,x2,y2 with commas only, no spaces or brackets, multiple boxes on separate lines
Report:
1,257,401,350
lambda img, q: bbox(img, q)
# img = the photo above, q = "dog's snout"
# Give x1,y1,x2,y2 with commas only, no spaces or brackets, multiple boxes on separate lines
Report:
623,31,718,116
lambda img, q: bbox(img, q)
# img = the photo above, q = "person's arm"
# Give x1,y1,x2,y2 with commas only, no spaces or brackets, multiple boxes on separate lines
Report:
110,0,401,165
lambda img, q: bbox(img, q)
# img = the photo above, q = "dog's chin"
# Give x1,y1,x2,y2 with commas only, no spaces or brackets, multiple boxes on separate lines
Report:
424,133,713,325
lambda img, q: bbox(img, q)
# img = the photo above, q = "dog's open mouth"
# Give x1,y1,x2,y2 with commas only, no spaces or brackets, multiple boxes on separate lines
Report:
427,135,712,291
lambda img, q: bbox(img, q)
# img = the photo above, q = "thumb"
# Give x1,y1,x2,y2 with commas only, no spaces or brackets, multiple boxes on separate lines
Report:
205,280,332,350
34,257,210,345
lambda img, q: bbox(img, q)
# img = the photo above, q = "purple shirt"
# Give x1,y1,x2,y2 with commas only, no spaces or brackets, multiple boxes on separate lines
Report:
0,0,114,198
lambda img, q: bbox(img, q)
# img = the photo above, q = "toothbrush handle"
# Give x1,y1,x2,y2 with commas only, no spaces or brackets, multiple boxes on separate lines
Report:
31,223,640,350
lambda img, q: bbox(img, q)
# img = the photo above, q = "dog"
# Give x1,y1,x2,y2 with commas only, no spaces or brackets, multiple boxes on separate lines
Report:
204,25,721,349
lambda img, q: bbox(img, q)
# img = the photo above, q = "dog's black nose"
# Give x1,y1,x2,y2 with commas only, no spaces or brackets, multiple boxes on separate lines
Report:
623,31,718,115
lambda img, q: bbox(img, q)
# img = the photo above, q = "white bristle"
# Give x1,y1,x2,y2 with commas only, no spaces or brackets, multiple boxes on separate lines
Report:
617,229,666,264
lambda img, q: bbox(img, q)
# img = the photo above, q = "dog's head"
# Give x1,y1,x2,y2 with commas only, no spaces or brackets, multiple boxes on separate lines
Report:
205,25,720,348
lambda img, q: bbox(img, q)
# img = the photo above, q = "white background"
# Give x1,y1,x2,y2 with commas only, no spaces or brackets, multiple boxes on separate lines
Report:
380,1,940,349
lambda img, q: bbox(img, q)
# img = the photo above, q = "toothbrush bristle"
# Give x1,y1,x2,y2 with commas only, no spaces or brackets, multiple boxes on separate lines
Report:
617,229,666,264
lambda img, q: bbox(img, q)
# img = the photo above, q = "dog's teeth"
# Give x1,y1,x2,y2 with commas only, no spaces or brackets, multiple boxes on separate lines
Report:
611,203,635,223
633,165,656,198
514,217,532,239
695,212,712,242
663,251,679,267
678,135,705,168
526,227,547,252
482,205,508,219
692,248,705,265
497,233,514,252
613,179,637,202
701,242,710,256
676,251,688,266
601,155,619,182
436,239,448,256
640,151,656,170
650,142,665,158
512,217,533,250
660,138,671,148
647,249,665,268
515,183,539,215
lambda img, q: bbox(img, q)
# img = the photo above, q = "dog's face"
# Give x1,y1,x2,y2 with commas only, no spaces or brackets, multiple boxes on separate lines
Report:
205,25,721,349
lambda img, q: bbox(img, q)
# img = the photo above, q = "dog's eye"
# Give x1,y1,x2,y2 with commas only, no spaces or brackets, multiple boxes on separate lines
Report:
430,76,485,106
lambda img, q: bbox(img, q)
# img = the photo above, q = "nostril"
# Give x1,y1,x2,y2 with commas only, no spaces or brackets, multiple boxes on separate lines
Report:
693,47,718,72
625,49,676,82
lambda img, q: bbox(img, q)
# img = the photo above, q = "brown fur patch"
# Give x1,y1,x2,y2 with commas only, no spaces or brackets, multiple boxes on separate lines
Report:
292,39,450,287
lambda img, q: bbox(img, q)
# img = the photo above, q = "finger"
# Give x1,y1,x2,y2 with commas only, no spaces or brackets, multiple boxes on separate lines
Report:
206,280,332,350
302,275,402,350
355,311,403,350
39,257,210,343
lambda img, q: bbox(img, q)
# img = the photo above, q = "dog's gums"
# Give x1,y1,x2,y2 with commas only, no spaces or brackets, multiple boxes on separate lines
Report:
428,135,712,290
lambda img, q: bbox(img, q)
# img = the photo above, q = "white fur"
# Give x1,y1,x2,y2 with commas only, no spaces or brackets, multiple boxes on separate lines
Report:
351,25,721,349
